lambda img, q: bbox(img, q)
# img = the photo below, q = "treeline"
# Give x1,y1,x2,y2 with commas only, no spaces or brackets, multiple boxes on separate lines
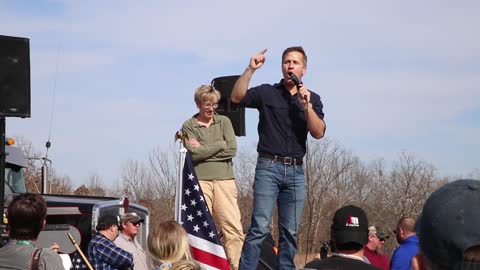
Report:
17,136,479,261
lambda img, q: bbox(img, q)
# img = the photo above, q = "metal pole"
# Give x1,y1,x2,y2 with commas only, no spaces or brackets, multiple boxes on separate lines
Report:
41,165,47,194
41,158,51,194
0,116,6,227
174,142,187,223
67,232,94,270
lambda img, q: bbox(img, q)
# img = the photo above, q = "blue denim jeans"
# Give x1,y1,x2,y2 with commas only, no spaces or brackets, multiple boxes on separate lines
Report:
239,157,306,270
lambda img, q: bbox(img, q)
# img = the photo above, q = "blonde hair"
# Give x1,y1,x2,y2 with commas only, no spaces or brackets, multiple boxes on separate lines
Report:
194,85,221,105
171,260,205,270
148,221,191,269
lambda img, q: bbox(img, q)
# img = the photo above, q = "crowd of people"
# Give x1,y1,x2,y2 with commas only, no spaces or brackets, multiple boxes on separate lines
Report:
0,193,204,270
302,179,480,270
1,46,479,270
2,178,479,270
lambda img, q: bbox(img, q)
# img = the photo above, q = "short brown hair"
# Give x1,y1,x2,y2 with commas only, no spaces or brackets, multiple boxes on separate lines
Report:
282,46,307,66
96,215,119,231
7,193,47,240
398,217,416,233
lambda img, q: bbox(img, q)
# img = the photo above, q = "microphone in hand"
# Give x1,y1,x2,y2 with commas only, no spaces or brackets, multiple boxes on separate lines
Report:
289,73,307,101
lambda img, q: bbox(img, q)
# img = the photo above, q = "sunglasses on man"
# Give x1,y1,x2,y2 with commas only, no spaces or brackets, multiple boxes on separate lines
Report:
375,234,386,242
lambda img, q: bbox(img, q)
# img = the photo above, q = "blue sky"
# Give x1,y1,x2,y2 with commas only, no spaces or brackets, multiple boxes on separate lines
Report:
2,0,479,186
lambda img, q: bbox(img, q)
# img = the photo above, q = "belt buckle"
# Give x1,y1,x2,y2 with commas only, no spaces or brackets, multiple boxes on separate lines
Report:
283,157,293,165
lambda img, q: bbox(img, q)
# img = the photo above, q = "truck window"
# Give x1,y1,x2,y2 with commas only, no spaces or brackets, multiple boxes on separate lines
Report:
5,165,26,193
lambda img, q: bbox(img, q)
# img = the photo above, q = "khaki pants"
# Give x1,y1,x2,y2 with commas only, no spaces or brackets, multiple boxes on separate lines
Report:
199,179,244,270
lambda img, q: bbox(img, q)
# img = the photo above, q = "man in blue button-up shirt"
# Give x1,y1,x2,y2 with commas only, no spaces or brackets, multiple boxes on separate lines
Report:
88,215,134,270
231,46,326,270
390,217,419,270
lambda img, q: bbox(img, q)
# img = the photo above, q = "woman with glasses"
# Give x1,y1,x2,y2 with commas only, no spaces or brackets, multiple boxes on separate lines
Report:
181,85,244,270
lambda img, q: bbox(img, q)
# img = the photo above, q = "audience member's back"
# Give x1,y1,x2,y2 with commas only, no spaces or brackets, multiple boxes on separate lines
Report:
0,193,64,270
148,220,192,270
416,179,480,269
303,205,381,270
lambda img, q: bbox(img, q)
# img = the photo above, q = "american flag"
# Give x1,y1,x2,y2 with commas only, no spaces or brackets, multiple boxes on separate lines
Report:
180,153,231,270
70,251,88,269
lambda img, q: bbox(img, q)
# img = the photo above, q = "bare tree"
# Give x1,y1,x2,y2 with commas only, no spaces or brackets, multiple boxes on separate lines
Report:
234,145,257,229
49,174,73,194
147,144,180,225
361,152,439,254
73,184,91,196
148,144,178,201
298,146,443,260
384,151,436,218
12,136,42,193
121,159,153,202
300,138,362,255
84,172,106,196
465,168,480,180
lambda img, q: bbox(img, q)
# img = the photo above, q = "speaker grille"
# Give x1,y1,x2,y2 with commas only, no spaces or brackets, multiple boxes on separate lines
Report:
0,35,31,118
212,75,246,136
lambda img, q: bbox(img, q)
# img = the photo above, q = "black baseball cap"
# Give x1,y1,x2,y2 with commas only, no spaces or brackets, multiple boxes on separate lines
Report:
332,205,369,246
416,179,480,269
96,215,119,231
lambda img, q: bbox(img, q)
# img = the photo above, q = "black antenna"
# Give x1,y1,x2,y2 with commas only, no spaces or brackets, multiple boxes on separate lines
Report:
41,42,62,193
45,42,62,161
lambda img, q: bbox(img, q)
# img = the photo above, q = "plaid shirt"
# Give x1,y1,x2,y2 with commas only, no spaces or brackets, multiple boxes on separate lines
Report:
88,233,134,270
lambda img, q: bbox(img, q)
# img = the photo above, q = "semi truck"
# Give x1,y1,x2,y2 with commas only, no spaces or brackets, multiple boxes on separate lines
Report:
2,140,150,256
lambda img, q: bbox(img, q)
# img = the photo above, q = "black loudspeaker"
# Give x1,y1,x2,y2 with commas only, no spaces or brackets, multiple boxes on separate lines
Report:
0,35,31,118
212,75,246,136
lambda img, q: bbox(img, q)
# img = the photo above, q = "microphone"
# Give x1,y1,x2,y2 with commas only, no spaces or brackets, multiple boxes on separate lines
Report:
289,73,307,101
289,73,300,88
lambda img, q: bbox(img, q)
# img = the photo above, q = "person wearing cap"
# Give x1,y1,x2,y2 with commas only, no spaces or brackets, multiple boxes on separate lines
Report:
88,214,134,270
390,217,419,270
114,213,148,270
303,205,381,270
363,225,390,270
413,179,480,270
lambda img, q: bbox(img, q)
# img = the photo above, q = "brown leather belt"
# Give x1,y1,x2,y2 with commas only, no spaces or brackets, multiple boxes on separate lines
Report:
258,152,303,165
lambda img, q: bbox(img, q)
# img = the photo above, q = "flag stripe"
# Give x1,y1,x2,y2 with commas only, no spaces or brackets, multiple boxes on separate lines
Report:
188,234,227,258
191,245,230,270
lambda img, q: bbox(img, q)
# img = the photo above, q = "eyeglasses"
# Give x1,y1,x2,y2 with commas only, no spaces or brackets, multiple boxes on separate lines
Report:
130,221,141,226
202,103,219,109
